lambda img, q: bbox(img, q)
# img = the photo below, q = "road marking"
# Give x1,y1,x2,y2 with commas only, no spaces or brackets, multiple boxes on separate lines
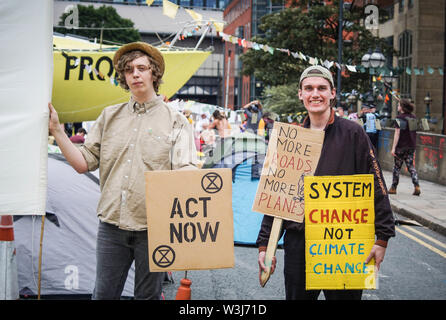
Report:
396,226,446,259
401,225,446,250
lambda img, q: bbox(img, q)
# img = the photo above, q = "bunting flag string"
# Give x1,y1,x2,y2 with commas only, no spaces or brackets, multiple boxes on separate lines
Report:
217,31,444,79
150,0,224,33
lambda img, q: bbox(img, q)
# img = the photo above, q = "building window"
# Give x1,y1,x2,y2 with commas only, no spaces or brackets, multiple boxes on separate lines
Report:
408,0,414,9
398,30,412,99
399,0,405,12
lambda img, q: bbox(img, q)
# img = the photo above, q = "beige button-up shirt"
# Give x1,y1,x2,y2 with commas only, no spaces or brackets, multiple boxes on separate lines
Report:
79,96,197,231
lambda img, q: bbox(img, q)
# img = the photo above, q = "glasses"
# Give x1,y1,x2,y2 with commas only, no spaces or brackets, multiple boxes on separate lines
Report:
124,64,151,74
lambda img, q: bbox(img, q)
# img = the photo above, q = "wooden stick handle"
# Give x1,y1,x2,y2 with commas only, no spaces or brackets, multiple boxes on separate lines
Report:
38,215,45,300
260,217,283,287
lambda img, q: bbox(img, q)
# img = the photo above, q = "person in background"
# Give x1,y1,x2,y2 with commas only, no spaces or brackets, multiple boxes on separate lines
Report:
200,122,216,151
388,99,420,196
359,104,380,152
195,113,209,133
69,127,87,144
183,109,194,125
335,105,348,119
242,100,263,134
257,112,275,144
208,109,231,138
347,107,359,121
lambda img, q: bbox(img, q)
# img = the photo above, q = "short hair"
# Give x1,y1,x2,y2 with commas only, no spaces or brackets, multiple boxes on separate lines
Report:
77,128,87,135
400,99,414,113
115,50,163,92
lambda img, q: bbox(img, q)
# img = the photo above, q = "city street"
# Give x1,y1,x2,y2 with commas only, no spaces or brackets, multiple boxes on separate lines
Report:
162,224,446,300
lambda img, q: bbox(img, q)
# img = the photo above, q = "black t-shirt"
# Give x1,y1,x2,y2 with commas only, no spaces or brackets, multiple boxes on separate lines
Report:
395,113,417,150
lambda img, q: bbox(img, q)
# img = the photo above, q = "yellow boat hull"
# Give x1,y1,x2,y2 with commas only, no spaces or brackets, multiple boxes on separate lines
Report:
52,38,210,123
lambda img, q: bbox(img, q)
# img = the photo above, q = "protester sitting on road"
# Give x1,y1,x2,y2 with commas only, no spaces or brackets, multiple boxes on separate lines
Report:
256,65,395,300
48,42,197,300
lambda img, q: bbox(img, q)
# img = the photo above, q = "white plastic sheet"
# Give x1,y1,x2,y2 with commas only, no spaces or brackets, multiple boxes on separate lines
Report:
0,0,53,215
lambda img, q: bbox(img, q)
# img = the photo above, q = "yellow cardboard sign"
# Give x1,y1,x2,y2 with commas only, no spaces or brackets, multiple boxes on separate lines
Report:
304,174,376,290
145,169,234,271
252,122,324,222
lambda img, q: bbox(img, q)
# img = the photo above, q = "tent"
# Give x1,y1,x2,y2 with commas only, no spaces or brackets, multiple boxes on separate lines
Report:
14,153,135,298
202,131,268,169
203,132,283,245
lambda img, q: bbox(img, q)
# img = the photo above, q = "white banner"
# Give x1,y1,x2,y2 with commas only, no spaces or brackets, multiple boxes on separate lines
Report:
0,0,53,215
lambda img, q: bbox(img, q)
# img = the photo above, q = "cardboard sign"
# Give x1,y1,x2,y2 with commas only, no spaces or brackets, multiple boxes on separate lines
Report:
145,169,234,271
304,174,376,290
421,118,430,131
252,122,325,223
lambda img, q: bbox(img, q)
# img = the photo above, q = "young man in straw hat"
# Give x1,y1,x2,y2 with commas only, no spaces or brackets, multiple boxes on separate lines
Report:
48,42,197,299
256,65,395,300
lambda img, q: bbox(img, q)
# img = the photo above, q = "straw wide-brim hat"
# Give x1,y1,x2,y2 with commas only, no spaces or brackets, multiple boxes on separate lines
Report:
113,42,165,76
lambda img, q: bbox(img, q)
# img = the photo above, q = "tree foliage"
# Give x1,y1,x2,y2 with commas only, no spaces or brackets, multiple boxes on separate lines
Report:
54,5,141,44
241,0,393,114
262,83,306,118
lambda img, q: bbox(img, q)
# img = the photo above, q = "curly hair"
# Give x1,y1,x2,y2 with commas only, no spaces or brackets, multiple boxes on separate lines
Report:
115,50,163,92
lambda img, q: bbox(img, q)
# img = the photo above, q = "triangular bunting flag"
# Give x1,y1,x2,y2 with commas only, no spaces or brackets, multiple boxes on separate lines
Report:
346,65,357,72
185,8,202,22
163,0,179,19
210,19,224,33
146,0,154,6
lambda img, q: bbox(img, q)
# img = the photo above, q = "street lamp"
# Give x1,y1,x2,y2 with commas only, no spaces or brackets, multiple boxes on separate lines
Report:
369,47,386,68
424,92,432,120
361,49,372,68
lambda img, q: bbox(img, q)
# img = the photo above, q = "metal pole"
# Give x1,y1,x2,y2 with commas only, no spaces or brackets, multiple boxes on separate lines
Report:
336,0,344,109
99,27,104,51
169,25,187,48
225,50,231,112
194,24,211,50
443,0,446,134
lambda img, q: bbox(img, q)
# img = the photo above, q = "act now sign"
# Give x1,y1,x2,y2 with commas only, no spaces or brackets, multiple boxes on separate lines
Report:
304,174,376,290
145,169,234,271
